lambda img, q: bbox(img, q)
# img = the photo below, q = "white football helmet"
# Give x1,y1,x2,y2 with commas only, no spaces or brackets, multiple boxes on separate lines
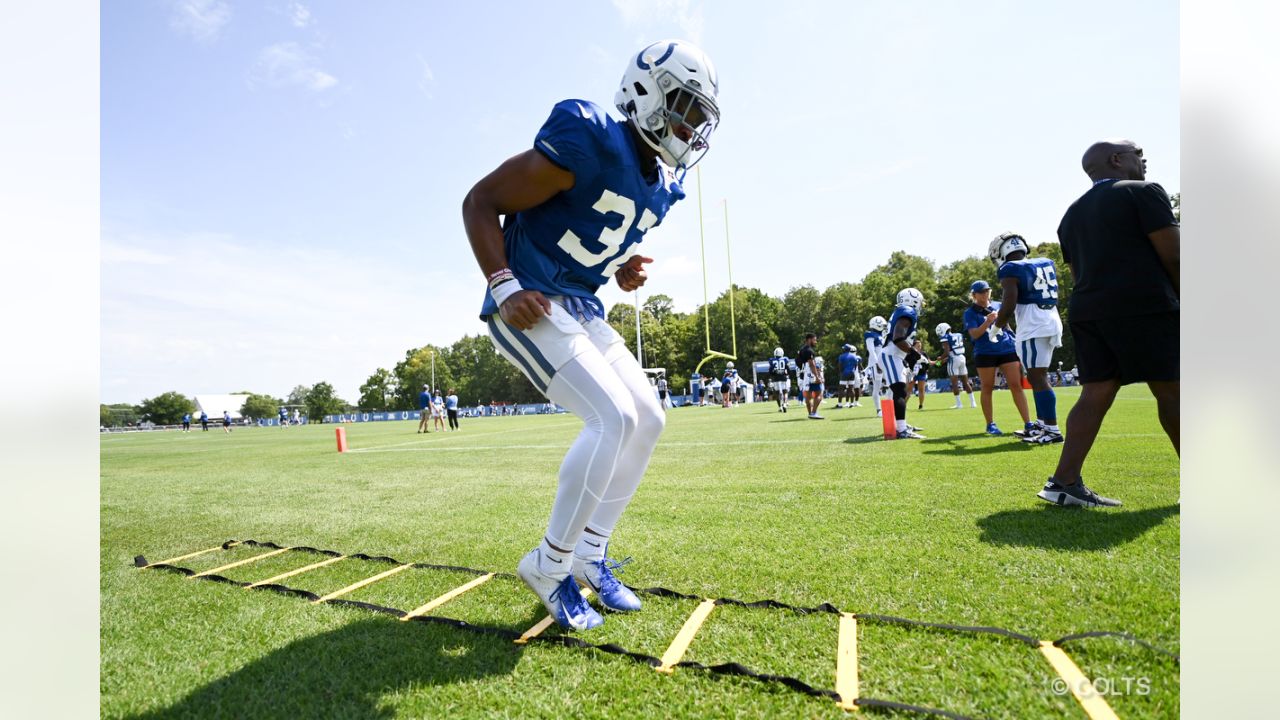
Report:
988,232,1029,267
773,347,784,357
726,361,734,368
615,40,720,171
935,322,951,338
815,357,825,368
869,315,888,332
896,288,925,313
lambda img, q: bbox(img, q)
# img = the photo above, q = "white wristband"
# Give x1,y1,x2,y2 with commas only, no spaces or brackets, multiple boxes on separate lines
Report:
490,277,524,308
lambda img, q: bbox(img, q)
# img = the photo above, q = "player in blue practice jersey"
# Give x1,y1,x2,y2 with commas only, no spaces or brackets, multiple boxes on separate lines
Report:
991,233,1066,445
767,347,793,413
880,289,928,439
835,344,862,408
462,40,720,631
864,316,888,417
909,338,932,410
934,323,977,409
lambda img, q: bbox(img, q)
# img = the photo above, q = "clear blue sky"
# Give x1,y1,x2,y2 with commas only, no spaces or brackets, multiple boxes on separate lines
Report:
101,0,1179,405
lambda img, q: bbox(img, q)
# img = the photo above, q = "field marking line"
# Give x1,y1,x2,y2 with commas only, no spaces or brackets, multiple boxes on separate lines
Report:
246,555,347,589
146,542,237,568
657,598,717,674
311,564,413,604
192,546,293,578
401,573,495,621
345,420,581,453
835,612,859,711
1038,641,1120,720
515,587,594,644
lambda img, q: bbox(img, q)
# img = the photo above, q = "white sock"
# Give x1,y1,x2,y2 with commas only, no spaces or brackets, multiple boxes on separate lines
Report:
896,419,907,432
537,537,572,579
575,531,608,563
968,393,976,406
1046,424,1060,433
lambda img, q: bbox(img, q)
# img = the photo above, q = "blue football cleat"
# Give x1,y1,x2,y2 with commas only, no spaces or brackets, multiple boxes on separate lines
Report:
573,555,641,612
986,422,1003,436
517,548,604,630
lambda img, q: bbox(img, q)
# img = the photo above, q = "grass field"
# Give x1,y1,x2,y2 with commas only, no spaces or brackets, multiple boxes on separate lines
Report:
101,385,1179,719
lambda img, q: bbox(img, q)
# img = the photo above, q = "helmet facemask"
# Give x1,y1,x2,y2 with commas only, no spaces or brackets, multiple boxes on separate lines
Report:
634,74,719,171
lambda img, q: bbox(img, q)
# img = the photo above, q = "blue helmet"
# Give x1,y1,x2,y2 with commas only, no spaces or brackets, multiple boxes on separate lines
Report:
970,280,991,293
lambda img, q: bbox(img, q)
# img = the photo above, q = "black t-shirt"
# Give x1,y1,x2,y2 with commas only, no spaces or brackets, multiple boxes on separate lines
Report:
795,345,815,374
1056,179,1179,321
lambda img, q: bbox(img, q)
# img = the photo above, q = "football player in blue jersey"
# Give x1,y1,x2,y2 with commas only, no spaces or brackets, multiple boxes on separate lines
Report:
836,344,862,408
991,233,1066,445
864,316,888,417
767,347,792,413
909,338,932,410
462,40,720,631
880,289,928,439
934,323,977,409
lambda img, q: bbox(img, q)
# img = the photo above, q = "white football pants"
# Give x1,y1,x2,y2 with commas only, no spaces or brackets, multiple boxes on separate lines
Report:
487,300,665,550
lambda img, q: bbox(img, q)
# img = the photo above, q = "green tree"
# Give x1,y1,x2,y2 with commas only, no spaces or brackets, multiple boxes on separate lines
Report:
239,393,281,421
138,392,195,425
357,368,394,410
1170,192,1180,223
101,403,139,427
286,385,310,407
304,382,346,421
392,346,457,410
643,294,676,324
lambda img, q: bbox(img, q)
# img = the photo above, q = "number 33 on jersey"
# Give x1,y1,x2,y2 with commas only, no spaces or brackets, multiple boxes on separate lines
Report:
480,99,686,319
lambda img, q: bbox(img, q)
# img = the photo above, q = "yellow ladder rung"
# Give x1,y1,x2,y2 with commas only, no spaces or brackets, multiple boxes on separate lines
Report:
311,564,413,604
1038,640,1121,720
657,598,717,674
835,613,859,711
145,542,238,568
191,547,292,578
515,587,595,644
246,555,347,589
402,573,494,621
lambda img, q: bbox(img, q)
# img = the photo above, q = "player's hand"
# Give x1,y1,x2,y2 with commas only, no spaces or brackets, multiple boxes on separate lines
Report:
499,289,552,330
985,310,998,325
614,255,654,292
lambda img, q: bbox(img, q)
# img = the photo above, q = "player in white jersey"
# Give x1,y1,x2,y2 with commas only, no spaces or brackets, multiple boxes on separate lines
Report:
991,233,1066,444
864,316,888,417
934,323,976,409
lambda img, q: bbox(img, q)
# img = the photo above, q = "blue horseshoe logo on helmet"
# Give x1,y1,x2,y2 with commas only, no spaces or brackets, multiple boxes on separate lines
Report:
636,42,677,70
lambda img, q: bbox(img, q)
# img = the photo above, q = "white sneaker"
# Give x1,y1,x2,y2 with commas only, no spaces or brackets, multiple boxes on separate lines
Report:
517,548,603,630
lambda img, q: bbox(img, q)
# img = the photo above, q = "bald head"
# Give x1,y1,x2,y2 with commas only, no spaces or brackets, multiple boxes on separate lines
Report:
1081,138,1146,182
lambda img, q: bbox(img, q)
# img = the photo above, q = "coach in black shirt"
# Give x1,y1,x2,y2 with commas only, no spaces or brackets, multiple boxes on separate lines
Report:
1036,139,1180,508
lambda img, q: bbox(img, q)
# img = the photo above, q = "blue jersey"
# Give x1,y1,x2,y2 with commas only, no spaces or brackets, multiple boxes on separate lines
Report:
418,391,431,410
886,305,920,349
941,332,965,358
963,302,1017,355
838,351,861,376
998,256,1060,307
767,356,791,378
863,330,883,350
480,100,686,319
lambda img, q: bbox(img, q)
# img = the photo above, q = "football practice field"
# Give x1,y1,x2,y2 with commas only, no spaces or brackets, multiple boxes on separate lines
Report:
101,385,1179,719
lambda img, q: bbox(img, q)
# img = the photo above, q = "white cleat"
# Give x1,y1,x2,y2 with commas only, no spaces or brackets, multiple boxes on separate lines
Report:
517,548,604,630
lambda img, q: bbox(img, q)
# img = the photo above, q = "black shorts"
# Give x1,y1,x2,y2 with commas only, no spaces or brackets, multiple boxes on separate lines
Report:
1070,311,1178,384
975,352,1020,368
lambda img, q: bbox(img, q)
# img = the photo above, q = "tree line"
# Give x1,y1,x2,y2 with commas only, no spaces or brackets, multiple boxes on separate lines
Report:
104,244,1077,426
